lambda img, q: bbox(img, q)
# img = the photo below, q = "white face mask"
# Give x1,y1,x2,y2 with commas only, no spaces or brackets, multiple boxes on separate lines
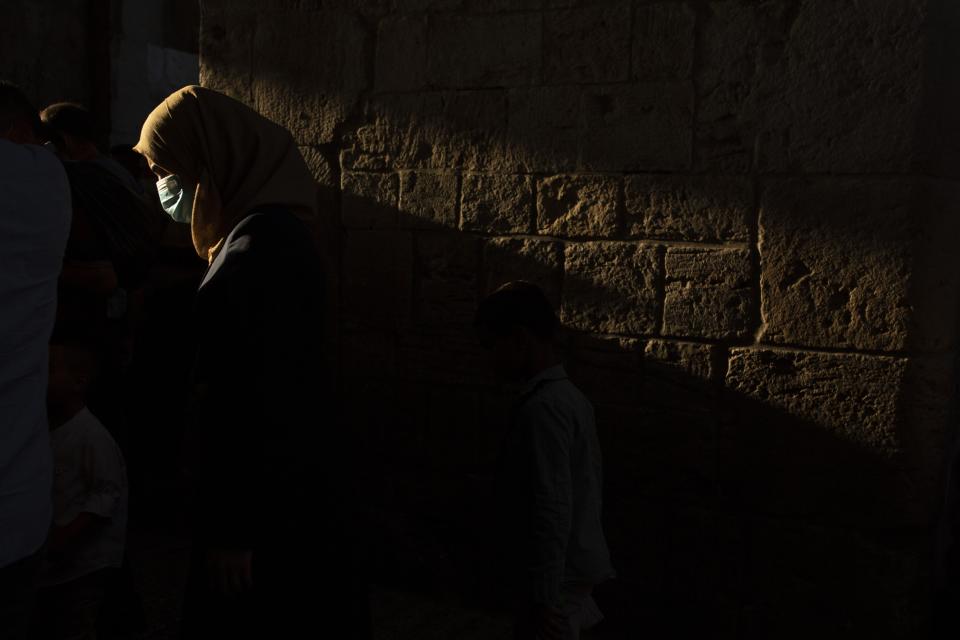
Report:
156,174,194,224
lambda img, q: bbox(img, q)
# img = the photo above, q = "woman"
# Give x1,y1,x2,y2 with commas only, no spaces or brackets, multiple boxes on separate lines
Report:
135,86,362,638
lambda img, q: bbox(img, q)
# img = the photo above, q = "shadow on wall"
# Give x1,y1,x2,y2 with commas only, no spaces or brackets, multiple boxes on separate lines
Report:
300,171,957,639
196,3,960,636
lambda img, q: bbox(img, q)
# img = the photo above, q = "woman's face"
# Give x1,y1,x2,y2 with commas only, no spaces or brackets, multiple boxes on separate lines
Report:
148,161,171,181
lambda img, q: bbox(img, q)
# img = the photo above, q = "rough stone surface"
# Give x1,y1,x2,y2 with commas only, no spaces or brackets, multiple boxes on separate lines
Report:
252,11,368,144
624,175,752,242
543,4,631,84
460,174,532,234
427,14,541,88
344,90,507,171
199,6,255,102
342,171,399,229
537,175,619,238
399,171,458,228
505,86,581,173
664,247,753,340
482,238,563,305
696,0,927,173
726,348,906,460
375,16,427,92
581,83,693,171
632,2,696,80
760,178,960,353
562,242,660,335
414,232,480,325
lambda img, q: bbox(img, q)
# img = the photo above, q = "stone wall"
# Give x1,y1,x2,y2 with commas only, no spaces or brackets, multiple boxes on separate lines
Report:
199,1,960,636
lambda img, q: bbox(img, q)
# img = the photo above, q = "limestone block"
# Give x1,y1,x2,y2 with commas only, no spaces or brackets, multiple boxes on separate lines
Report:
482,238,563,305
632,2,696,80
543,4,631,84
252,11,368,144
341,230,412,328
624,175,752,242
722,348,930,526
581,83,692,171
644,340,717,385
199,6,255,102
414,232,480,325
696,0,927,173
760,178,960,352
664,247,753,340
344,90,508,171
753,0,926,173
375,16,427,92
726,348,906,457
642,340,720,414
460,174,533,234
427,14,541,88
537,175,619,238
341,172,399,229
399,171,458,229
506,86,581,173
562,242,660,334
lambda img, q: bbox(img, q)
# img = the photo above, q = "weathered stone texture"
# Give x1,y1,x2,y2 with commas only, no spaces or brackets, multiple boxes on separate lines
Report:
427,14,541,88
664,247,753,340
344,90,507,171
760,179,960,353
537,175,619,238
399,171,458,228
562,242,660,335
460,174,532,234
696,0,927,173
199,6,255,102
341,171,399,229
375,16,427,92
624,175,752,242
482,238,563,305
632,2,696,80
726,348,906,460
414,232,480,325
506,86,581,173
252,11,368,144
543,4,631,84
581,83,693,171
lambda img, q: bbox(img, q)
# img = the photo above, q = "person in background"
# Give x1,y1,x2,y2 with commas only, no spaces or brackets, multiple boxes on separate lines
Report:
31,343,128,640
41,103,142,195
135,85,367,639
475,282,615,640
0,81,72,640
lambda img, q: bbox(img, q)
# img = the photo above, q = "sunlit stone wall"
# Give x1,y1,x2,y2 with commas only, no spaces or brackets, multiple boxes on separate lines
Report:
199,1,960,635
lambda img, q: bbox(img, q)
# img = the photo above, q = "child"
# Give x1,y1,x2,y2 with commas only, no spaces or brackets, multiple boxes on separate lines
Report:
33,343,128,640
475,281,614,640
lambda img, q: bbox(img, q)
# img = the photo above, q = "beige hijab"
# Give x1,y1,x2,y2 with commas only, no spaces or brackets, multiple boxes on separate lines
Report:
134,86,316,262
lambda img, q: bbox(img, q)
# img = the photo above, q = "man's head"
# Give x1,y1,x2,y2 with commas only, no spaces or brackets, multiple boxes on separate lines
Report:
47,342,101,423
475,281,560,381
40,102,99,161
0,81,42,145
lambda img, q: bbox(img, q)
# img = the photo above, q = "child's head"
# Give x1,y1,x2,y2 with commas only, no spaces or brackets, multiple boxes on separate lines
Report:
47,342,100,421
474,281,560,381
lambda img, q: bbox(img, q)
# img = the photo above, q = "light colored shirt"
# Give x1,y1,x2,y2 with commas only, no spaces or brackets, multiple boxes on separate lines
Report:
41,407,128,586
512,364,614,605
0,140,71,568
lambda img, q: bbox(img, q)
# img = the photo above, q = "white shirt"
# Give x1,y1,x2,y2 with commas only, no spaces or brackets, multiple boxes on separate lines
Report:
0,140,71,568
510,365,615,605
41,407,128,586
